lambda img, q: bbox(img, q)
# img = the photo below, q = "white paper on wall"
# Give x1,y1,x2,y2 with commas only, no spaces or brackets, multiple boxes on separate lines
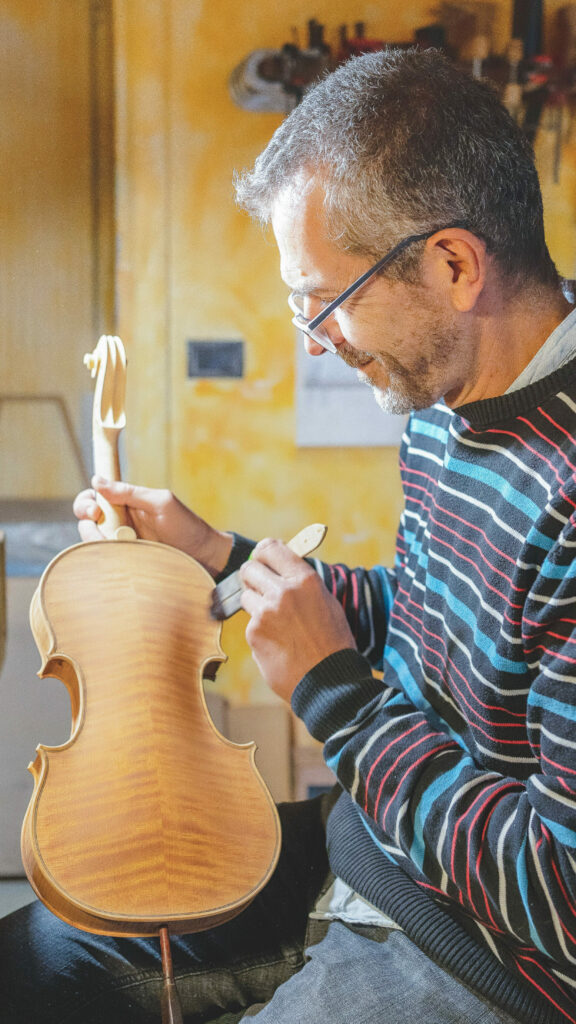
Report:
295,336,407,448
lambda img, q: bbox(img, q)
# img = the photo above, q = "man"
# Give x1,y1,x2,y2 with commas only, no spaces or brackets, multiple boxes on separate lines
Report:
2,46,576,1023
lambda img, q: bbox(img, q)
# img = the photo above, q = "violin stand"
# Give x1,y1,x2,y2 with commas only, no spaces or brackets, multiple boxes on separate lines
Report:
160,927,184,1024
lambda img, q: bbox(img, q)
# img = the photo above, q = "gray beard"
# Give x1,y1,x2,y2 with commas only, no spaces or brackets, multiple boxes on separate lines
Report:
357,366,441,415
337,302,465,415
371,383,416,415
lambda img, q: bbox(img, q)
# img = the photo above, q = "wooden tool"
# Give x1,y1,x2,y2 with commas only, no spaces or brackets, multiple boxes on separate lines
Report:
21,336,281,1022
211,523,327,619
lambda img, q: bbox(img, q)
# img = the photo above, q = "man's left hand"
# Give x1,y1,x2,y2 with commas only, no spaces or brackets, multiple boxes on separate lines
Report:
240,539,356,702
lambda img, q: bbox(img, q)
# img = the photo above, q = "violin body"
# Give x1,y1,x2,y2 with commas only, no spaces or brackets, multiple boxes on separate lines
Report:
22,536,281,936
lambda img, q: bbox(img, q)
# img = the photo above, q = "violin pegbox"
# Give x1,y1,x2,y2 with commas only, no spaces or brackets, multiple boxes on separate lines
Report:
84,335,127,434
84,335,136,541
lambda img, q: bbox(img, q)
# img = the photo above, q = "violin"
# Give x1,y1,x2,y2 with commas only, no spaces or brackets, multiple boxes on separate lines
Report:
21,337,283,1019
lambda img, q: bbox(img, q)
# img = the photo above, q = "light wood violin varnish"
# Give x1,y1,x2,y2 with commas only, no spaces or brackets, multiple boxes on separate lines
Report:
23,539,280,936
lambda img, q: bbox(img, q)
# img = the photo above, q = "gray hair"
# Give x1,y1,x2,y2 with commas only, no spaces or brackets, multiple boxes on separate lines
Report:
235,48,558,286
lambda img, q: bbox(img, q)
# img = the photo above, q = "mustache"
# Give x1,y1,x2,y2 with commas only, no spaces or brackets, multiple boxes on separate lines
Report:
336,343,374,369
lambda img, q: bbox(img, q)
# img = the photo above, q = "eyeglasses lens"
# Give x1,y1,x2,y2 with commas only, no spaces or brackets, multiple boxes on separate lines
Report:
288,294,337,353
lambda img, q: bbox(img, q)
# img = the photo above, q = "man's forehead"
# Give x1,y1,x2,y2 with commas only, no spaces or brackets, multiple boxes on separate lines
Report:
271,177,323,243
271,180,356,293
273,169,321,212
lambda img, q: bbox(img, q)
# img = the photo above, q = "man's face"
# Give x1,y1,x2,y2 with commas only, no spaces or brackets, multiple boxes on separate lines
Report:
272,180,471,414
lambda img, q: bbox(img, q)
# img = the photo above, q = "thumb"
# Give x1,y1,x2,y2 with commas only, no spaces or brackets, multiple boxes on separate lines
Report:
92,476,133,503
92,476,162,514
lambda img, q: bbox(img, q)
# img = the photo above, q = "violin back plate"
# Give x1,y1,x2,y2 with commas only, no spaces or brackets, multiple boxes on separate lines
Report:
22,539,281,936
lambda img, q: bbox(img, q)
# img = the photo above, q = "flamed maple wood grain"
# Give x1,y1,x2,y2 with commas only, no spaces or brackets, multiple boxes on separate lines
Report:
22,538,281,936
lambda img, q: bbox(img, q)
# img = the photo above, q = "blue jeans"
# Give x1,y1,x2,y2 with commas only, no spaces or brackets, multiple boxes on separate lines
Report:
239,922,522,1024
0,796,523,1024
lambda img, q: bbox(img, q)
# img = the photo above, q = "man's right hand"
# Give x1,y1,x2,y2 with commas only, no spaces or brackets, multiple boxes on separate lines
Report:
73,476,234,578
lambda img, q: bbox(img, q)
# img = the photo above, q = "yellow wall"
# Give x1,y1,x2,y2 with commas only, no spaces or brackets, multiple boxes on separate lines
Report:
0,1,103,500
113,0,576,703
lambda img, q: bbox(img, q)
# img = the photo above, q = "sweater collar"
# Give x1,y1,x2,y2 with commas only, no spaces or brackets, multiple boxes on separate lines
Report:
453,353,576,429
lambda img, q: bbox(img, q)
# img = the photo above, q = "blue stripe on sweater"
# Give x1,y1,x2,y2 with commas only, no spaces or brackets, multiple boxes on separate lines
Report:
385,646,471,753
371,564,397,619
401,529,428,572
410,416,450,446
528,690,576,722
539,557,576,580
409,761,469,870
445,455,551,542
425,573,526,673
540,816,576,849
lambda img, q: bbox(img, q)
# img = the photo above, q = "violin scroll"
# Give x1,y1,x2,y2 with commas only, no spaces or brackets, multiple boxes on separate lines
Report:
84,335,133,539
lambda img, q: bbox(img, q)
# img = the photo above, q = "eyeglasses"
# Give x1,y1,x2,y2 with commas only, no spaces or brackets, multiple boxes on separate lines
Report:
288,225,465,353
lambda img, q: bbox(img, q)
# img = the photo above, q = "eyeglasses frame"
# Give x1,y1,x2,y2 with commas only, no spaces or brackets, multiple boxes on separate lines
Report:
289,223,469,354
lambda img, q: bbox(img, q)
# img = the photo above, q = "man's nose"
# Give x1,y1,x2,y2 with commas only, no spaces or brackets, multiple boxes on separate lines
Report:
303,335,329,357
303,319,347,357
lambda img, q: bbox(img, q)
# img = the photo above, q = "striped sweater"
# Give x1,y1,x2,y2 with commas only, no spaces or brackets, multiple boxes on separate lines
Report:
290,359,576,1023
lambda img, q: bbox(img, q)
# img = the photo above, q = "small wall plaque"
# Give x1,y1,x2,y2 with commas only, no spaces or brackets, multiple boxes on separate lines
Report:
187,340,244,379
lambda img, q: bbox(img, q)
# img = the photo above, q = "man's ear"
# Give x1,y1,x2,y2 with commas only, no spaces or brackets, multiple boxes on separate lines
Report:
427,229,487,312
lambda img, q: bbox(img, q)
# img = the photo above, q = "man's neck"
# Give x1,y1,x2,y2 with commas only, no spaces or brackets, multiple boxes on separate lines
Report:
446,280,574,407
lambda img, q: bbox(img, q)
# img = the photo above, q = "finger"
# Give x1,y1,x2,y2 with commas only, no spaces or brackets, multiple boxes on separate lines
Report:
240,557,283,596
92,477,164,512
73,488,102,522
250,538,308,576
239,585,262,617
77,517,105,542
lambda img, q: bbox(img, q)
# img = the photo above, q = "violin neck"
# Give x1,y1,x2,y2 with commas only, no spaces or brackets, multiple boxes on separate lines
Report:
92,423,130,538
